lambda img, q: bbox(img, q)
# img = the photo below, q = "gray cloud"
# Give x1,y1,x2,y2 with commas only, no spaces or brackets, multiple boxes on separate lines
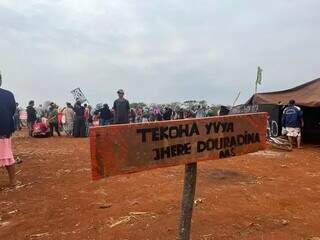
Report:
0,0,319,107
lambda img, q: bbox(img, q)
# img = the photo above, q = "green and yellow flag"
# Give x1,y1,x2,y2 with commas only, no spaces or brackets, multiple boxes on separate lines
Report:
256,66,263,85
255,66,263,93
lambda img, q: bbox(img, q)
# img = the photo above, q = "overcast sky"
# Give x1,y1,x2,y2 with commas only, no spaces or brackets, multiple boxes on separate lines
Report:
0,0,319,107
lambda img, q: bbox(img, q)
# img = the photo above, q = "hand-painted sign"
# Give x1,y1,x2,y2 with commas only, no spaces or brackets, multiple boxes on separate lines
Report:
90,113,267,180
71,88,87,103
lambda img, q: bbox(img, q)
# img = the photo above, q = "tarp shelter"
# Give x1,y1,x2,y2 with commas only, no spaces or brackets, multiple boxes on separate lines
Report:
246,78,320,107
245,78,320,142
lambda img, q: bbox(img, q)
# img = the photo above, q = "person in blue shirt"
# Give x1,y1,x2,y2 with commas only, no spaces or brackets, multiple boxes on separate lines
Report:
282,99,304,148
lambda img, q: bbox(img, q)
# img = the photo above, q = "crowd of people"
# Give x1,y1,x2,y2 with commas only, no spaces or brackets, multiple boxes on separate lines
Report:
94,99,213,125
1,75,306,188
0,86,216,186
94,102,209,126
13,89,214,139
0,87,132,187
20,89,130,138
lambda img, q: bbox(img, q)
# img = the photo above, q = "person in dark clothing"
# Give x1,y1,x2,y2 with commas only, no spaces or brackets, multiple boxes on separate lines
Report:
163,107,173,120
130,109,136,123
73,101,86,137
87,105,93,125
26,100,37,136
48,103,61,137
113,89,130,124
177,108,184,119
155,111,163,121
0,89,16,137
0,77,17,186
99,104,113,126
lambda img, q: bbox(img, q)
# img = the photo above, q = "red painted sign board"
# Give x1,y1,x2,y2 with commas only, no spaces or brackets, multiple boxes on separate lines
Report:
90,113,267,180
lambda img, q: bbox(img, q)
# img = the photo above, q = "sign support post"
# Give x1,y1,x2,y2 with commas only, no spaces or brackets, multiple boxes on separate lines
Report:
178,162,198,240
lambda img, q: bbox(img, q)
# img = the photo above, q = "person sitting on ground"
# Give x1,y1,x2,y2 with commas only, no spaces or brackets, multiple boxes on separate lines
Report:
26,100,37,137
113,89,130,124
282,99,304,148
0,76,17,187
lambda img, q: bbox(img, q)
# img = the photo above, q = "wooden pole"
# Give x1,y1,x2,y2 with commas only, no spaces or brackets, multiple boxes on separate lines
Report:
178,162,198,240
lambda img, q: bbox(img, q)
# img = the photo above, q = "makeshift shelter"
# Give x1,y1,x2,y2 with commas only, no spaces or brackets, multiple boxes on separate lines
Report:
246,78,320,107
235,78,320,141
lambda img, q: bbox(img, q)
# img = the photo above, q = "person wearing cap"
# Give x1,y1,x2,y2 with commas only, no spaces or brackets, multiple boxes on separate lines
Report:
113,89,130,124
0,75,17,187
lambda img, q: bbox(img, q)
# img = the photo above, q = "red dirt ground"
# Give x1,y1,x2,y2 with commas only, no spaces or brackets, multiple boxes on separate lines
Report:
1,130,320,240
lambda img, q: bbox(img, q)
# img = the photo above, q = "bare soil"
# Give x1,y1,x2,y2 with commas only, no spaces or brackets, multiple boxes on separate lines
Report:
1,130,320,240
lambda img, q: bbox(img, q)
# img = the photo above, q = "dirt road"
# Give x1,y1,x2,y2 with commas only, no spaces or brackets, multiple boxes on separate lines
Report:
1,130,320,239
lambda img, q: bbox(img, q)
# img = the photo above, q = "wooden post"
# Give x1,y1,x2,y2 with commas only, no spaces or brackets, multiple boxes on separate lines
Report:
178,162,198,240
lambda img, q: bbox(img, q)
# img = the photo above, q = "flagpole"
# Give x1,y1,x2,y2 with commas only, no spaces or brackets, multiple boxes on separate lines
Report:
255,67,258,94
232,91,241,107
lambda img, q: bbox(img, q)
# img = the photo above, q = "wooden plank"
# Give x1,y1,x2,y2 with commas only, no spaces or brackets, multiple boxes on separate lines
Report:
90,113,267,179
178,162,197,240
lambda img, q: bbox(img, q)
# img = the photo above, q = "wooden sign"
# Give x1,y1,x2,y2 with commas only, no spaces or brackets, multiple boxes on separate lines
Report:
90,113,267,180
